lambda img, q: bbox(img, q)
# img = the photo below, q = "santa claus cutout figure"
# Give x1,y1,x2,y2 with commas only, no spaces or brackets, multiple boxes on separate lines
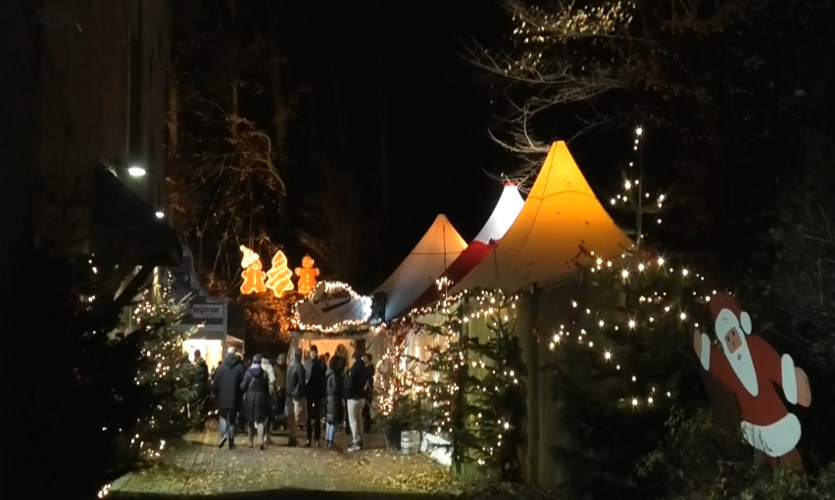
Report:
693,293,812,468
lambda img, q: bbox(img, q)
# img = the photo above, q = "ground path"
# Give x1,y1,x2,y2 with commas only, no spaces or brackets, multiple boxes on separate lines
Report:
111,420,469,499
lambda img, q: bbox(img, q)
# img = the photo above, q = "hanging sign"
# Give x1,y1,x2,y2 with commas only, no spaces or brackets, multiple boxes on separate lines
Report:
192,303,224,319
176,297,227,334
295,281,372,332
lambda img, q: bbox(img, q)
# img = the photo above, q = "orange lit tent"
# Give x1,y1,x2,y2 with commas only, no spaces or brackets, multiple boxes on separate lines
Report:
374,214,467,321
452,141,634,293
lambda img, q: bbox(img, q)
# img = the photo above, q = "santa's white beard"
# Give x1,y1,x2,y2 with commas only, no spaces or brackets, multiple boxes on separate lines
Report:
725,342,759,396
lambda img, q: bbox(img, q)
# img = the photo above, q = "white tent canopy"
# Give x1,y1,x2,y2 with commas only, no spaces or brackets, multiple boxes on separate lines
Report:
405,184,524,313
375,214,467,321
473,183,525,244
452,141,634,293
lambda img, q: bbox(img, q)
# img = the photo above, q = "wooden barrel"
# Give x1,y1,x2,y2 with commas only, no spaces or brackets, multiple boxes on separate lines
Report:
401,430,420,456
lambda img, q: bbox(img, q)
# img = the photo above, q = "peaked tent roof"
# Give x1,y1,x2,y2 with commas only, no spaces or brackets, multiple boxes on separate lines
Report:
407,184,525,312
452,141,634,293
375,214,467,321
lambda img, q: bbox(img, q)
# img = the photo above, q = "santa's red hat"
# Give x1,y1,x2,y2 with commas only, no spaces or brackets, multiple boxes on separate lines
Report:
710,292,752,336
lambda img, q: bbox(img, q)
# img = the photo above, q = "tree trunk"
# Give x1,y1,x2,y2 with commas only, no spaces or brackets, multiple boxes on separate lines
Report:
376,0,389,233
229,0,238,140
167,75,178,160
267,1,289,238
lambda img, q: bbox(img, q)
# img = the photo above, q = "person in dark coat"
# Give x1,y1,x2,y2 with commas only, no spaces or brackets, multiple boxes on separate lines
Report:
241,354,271,450
212,347,245,448
191,350,210,427
325,354,344,449
285,347,306,446
273,353,288,431
303,345,327,447
345,351,369,452
362,353,375,432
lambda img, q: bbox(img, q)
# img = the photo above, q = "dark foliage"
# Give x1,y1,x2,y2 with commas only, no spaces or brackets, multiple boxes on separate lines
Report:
550,255,712,499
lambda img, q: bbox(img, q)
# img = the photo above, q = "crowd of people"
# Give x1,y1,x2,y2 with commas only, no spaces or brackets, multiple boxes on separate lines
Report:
191,345,375,452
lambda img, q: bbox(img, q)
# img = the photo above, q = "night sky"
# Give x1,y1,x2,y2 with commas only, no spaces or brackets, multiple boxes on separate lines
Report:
312,0,658,291
175,1,703,292
291,0,513,290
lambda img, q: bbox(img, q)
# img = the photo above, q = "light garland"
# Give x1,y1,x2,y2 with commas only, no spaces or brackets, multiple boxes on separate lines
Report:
127,271,199,461
293,281,373,334
384,283,525,477
606,126,669,248
508,1,636,74
550,253,719,410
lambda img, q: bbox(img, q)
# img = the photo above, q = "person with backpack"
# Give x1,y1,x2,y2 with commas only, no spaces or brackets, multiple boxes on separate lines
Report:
212,347,245,449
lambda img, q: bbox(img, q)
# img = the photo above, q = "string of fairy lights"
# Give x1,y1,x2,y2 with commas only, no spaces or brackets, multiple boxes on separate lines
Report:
607,126,668,249
293,281,373,334
376,284,525,473
98,271,197,498
509,1,636,74
552,253,719,409
129,274,192,458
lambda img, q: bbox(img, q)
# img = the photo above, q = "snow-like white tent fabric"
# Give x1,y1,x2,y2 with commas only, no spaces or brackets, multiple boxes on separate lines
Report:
452,141,634,293
375,214,467,321
473,183,526,244
406,184,524,312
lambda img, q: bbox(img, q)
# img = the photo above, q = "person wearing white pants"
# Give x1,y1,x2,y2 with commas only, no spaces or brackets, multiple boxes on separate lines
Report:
344,352,369,452
347,398,365,449
284,347,307,447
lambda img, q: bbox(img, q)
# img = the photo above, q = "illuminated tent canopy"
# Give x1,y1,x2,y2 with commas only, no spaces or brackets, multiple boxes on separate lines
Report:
375,214,467,321
407,183,524,312
452,141,634,293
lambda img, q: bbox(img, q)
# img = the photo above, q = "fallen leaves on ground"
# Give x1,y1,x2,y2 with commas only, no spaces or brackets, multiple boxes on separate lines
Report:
118,447,466,496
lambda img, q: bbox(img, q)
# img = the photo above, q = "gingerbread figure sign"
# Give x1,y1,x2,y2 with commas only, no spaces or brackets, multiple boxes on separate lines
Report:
693,293,811,468
295,254,320,296
239,245,266,295
265,250,294,297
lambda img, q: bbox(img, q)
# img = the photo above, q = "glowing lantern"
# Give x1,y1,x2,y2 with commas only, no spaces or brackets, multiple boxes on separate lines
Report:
239,245,266,295
294,254,320,296
265,250,295,297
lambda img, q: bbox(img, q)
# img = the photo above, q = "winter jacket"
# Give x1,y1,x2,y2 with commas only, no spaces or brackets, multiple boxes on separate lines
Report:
212,353,245,411
286,352,306,399
241,363,271,423
261,358,277,395
345,358,368,400
304,357,327,401
274,364,287,395
365,363,376,401
325,356,343,424
193,358,209,396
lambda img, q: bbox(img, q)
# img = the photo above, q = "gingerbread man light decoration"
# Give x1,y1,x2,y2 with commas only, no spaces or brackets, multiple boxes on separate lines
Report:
239,245,266,295
294,254,320,296
265,250,295,297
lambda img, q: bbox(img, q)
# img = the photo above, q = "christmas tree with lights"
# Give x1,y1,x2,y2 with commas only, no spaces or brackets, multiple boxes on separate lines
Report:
130,275,202,459
399,287,526,480
463,290,526,481
374,324,424,445
549,127,712,497
418,306,470,465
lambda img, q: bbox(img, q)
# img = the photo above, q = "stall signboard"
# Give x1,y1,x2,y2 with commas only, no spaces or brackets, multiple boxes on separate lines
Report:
177,297,227,334
296,281,372,331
